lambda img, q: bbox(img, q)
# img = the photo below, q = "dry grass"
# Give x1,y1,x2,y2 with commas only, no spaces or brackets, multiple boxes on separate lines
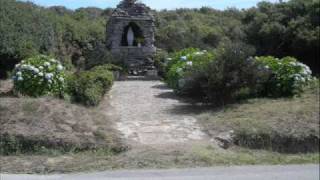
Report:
0,97,126,154
198,81,320,153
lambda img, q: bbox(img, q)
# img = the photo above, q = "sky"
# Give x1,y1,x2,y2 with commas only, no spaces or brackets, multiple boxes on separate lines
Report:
20,0,282,10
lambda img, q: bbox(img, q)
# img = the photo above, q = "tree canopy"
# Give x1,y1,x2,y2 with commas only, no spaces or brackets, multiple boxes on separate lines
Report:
0,0,319,78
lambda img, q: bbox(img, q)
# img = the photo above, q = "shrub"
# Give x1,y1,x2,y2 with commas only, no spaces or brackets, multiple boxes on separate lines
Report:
12,55,65,97
255,56,313,97
204,43,264,104
154,49,169,78
165,48,214,93
67,64,114,106
165,43,266,105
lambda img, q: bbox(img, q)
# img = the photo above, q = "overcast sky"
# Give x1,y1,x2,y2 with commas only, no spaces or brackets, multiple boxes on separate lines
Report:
21,0,282,10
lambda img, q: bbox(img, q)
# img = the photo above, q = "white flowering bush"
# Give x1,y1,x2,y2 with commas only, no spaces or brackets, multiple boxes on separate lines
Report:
166,48,213,91
12,55,65,97
255,56,313,97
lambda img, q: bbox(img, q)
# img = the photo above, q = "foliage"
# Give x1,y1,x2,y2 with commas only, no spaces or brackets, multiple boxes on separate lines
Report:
255,56,313,97
0,0,319,78
165,43,271,104
67,65,114,106
84,43,115,70
154,49,169,78
204,43,264,104
0,0,107,78
243,0,320,74
12,55,65,97
165,48,213,94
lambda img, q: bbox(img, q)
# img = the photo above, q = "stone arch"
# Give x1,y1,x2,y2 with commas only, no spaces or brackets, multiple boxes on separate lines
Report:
121,22,144,46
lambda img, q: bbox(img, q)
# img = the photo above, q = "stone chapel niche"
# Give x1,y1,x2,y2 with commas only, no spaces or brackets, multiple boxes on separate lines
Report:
121,22,144,47
106,0,156,75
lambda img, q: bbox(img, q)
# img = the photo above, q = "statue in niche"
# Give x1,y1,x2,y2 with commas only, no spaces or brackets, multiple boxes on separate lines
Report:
127,27,134,46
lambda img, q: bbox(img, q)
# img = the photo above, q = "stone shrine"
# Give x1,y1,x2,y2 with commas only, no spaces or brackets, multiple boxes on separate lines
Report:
106,0,156,75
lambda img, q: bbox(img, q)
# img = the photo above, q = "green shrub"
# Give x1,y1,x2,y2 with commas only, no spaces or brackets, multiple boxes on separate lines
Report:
204,43,265,104
154,49,169,78
165,43,266,105
67,64,114,106
255,56,313,97
165,48,214,92
12,55,65,97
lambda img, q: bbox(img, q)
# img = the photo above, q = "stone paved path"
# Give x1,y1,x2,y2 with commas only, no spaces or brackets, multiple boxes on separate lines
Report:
108,80,208,146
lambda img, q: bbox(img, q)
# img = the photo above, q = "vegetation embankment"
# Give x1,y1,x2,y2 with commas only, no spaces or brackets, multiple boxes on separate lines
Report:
198,82,319,153
0,55,124,155
160,44,318,153
0,97,126,155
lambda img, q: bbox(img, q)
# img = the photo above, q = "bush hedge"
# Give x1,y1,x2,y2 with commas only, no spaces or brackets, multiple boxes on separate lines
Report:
67,64,114,106
165,44,314,105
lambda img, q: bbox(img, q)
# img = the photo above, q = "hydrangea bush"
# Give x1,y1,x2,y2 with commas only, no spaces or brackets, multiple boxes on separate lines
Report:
166,48,214,91
12,55,65,97
255,56,313,97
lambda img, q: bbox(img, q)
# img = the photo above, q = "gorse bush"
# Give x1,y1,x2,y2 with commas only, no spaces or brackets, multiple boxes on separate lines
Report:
67,64,114,106
255,56,313,97
12,55,65,97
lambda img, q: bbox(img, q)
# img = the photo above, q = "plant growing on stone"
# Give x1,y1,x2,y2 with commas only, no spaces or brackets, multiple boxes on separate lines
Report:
12,55,65,97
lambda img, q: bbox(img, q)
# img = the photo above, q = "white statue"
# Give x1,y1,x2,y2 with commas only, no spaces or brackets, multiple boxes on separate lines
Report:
127,27,134,46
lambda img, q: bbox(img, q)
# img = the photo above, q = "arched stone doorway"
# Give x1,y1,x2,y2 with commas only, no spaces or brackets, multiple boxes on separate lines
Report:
121,22,144,47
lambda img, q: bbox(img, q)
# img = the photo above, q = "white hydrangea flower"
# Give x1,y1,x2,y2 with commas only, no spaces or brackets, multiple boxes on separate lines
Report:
167,58,172,61
38,72,44,77
289,62,296,66
33,68,40,74
50,59,57,63
48,80,53,84
180,56,187,61
57,64,63,71
45,73,53,80
194,52,201,55
44,62,51,67
16,71,22,76
186,61,193,66
39,66,44,70
58,77,64,82
17,76,23,81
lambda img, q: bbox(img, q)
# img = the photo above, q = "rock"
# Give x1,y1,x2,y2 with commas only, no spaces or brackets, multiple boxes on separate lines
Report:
214,131,235,149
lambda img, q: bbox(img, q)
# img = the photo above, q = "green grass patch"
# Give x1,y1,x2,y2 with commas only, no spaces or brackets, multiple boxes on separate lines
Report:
198,81,320,153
